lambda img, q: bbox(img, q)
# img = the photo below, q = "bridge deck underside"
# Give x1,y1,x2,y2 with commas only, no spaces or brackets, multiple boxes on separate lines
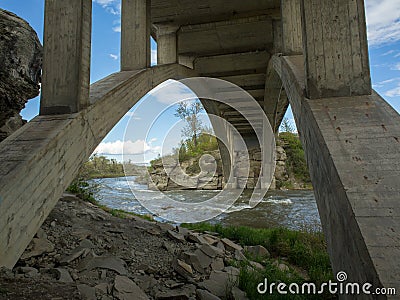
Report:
151,0,287,134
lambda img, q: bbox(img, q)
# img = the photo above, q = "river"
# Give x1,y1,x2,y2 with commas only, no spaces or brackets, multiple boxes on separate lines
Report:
89,176,322,231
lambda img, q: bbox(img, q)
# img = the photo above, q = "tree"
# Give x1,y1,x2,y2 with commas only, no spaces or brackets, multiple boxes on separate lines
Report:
280,118,295,133
174,100,204,147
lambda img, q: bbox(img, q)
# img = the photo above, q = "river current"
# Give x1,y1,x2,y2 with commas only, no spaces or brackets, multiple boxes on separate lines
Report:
89,176,321,231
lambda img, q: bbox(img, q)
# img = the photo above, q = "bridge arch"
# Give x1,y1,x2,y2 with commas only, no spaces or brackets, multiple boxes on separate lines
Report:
1,0,399,293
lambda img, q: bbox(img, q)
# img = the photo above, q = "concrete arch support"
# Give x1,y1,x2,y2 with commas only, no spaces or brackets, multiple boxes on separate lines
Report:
273,54,400,293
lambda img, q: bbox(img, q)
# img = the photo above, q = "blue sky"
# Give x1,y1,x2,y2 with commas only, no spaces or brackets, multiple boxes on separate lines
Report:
1,0,400,163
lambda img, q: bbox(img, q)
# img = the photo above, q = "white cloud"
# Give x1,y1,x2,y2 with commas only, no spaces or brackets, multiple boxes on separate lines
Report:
109,54,118,60
391,63,400,71
94,139,160,155
151,49,157,66
125,111,142,120
381,50,395,56
148,80,197,105
373,77,400,88
384,86,400,97
112,25,121,33
365,0,400,46
94,0,121,14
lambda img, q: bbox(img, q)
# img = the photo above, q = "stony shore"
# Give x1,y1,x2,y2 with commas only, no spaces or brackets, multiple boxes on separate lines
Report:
0,193,289,300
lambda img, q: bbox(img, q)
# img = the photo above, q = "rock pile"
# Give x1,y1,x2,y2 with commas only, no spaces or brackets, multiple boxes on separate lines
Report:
0,193,287,299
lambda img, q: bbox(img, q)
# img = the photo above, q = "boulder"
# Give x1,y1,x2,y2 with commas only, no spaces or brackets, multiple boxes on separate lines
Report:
77,256,128,275
113,275,149,300
221,238,243,252
0,9,42,141
77,284,97,300
244,245,270,258
196,289,222,300
21,237,54,260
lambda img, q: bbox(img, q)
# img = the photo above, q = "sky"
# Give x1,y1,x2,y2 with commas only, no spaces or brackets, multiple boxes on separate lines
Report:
1,0,400,163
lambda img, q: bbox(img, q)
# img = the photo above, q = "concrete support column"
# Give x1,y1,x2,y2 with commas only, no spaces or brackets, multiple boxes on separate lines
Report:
301,0,371,99
121,0,151,70
281,0,302,55
156,25,178,65
40,0,92,115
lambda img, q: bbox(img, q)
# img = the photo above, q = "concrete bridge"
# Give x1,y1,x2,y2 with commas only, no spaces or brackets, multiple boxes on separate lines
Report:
0,0,399,295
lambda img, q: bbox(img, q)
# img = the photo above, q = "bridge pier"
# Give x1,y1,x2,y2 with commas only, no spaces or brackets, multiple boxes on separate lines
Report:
121,0,151,70
301,0,371,99
40,0,92,115
156,25,178,65
281,0,302,55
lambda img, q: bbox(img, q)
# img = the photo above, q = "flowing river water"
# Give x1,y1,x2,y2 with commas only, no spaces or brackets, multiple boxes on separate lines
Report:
89,176,322,231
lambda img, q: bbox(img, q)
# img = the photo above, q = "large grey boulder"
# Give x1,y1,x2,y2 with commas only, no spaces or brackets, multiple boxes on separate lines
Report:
0,9,42,141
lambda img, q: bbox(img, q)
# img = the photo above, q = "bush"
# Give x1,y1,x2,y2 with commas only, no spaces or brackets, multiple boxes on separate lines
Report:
279,132,311,184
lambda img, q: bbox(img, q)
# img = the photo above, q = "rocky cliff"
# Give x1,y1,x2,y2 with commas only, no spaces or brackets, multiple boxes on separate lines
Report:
0,9,42,141
147,135,311,191
148,150,224,191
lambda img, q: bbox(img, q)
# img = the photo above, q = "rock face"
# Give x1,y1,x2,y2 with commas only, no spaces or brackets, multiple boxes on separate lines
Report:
147,144,296,190
0,9,42,141
148,150,224,191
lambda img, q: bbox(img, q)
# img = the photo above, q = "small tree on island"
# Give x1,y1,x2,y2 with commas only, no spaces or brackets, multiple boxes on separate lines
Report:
280,118,296,133
174,99,204,147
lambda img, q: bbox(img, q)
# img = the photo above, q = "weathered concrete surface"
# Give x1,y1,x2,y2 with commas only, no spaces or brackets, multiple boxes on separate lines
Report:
0,64,194,268
0,9,42,141
155,25,178,65
281,0,302,55
274,54,400,293
40,0,91,114
121,0,151,70
301,0,371,99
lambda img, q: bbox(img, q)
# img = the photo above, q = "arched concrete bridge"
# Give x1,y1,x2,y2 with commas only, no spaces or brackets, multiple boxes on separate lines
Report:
0,0,399,295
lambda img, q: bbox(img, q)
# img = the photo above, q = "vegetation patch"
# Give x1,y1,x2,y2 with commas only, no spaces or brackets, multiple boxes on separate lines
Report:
278,131,312,188
182,222,333,299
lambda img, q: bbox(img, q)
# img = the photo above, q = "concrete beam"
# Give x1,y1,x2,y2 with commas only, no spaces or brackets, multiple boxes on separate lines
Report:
263,59,290,132
219,74,266,89
40,0,92,115
178,16,273,57
281,0,302,55
272,20,283,53
151,0,280,26
301,0,371,98
275,54,400,292
195,51,270,77
155,25,178,65
121,0,151,70
0,64,194,269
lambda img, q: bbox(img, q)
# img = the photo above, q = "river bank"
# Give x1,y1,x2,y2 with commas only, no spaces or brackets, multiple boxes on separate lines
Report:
0,192,332,300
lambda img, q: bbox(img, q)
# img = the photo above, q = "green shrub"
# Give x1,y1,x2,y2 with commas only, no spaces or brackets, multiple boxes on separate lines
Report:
279,132,311,184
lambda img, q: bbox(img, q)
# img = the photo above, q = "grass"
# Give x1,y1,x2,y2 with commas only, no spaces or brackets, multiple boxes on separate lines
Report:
181,222,334,299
